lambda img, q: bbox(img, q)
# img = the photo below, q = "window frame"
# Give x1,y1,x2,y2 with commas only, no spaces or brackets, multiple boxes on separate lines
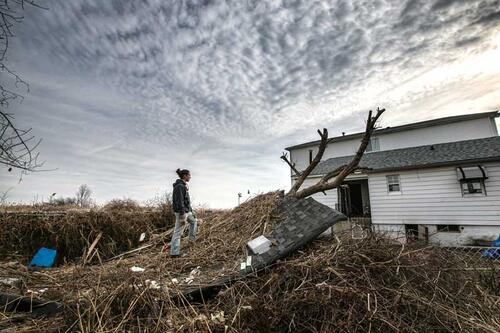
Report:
366,137,380,153
386,174,402,194
460,178,486,196
436,225,461,233
457,165,487,197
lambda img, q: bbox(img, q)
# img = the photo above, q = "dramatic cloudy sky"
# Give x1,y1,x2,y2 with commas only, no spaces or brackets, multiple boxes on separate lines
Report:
1,0,500,207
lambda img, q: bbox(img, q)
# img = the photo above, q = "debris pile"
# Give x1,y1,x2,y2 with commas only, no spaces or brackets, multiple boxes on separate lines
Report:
0,203,174,263
0,192,499,332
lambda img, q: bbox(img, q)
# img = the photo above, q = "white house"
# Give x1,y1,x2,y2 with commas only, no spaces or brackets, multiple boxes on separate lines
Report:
285,111,500,246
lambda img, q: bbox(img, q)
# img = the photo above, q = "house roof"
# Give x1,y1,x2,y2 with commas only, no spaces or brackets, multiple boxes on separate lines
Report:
285,111,499,151
308,136,500,176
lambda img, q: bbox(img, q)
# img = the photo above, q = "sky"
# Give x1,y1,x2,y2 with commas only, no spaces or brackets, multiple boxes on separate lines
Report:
1,0,500,208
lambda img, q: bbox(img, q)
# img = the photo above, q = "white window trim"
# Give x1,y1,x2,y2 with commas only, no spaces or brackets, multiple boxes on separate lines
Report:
386,174,402,195
460,179,487,197
366,137,380,153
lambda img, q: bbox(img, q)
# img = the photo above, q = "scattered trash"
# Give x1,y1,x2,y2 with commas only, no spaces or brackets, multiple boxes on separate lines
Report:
145,279,160,289
240,256,253,271
29,247,57,268
39,288,48,293
185,277,194,284
162,244,170,253
195,314,208,321
189,266,201,277
171,278,179,284
130,266,145,273
241,305,253,310
211,311,225,324
0,277,22,288
139,233,146,242
247,235,271,254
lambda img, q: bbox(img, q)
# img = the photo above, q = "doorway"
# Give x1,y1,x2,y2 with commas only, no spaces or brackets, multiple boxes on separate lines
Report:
337,179,370,217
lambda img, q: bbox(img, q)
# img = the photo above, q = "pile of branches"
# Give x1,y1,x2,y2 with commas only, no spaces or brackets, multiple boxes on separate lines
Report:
0,203,175,263
215,235,500,332
1,192,498,332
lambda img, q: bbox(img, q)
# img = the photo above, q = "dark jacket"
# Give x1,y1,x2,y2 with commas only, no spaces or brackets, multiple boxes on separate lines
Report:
172,179,192,214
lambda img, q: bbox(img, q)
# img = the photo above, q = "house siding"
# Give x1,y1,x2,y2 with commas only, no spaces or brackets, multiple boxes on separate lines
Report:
370,162,500,245
369,162,500,226
298,177,338,209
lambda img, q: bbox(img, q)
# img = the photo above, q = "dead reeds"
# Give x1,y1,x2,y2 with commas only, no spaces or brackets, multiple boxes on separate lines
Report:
1,192,499,332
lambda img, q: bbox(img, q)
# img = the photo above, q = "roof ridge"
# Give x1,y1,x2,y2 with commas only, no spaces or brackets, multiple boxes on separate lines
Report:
286,110,499,151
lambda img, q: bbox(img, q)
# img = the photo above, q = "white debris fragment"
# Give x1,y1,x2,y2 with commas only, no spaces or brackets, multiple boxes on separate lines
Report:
246,256,252,266
211,311,225,323
189,266,201,277
185,277,194,284
241,305,253,310
240,262,246,270
145,279,160,289
130,266,145,273
139,232,146,242
247,235,271,254
38,288,48,293
171,278,179,284
195,314,208,321
0,277,21,287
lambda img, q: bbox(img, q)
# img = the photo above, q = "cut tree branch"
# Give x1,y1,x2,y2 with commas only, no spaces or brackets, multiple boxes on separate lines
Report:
280,152,301,177
287,128,328,197
288,108,385,199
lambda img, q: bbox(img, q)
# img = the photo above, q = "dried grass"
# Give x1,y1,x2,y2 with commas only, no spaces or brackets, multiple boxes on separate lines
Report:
1,192,499,332
0,203,175,263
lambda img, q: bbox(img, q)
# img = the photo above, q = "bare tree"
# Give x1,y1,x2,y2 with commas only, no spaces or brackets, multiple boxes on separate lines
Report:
0,1,45,173
282,108,385,199
0,186,12,205
76,184,92,208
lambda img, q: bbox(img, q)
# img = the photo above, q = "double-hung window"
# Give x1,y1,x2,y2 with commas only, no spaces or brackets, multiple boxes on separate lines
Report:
386,174,401,194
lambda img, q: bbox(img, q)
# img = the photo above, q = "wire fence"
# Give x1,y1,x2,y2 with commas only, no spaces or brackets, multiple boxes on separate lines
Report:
333,218,500,269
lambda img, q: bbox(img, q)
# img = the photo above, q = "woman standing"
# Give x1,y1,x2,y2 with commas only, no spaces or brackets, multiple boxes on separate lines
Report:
170,168,197,257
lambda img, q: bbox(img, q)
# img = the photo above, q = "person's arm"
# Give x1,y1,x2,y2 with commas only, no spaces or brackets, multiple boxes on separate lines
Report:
173,185,185,214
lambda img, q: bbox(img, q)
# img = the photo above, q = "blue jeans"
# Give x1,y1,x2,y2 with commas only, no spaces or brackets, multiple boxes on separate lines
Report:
170,212,197,256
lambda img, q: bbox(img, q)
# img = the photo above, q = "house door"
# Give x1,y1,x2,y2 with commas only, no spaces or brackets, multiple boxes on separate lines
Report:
337,180,370,217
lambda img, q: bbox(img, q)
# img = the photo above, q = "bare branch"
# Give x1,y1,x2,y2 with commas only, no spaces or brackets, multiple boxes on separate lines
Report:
280,152,301,177
290,108,385,199
287,128,328,196
0,1,45,175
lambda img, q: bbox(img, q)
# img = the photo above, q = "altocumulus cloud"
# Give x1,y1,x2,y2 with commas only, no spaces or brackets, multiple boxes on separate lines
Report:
1,0,499,207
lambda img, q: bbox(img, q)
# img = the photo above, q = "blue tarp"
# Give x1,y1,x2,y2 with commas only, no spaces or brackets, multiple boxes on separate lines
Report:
29,247,57,268
482,236,500,259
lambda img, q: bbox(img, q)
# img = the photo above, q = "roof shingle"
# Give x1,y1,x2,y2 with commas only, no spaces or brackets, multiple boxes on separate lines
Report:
310,136,500,175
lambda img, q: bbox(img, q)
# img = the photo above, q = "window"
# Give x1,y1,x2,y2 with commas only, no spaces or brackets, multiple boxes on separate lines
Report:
461,179,484,195
456,166,487,196
437,225,461,233
308,149,313,164
366,138,380,152
386,175,401,193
